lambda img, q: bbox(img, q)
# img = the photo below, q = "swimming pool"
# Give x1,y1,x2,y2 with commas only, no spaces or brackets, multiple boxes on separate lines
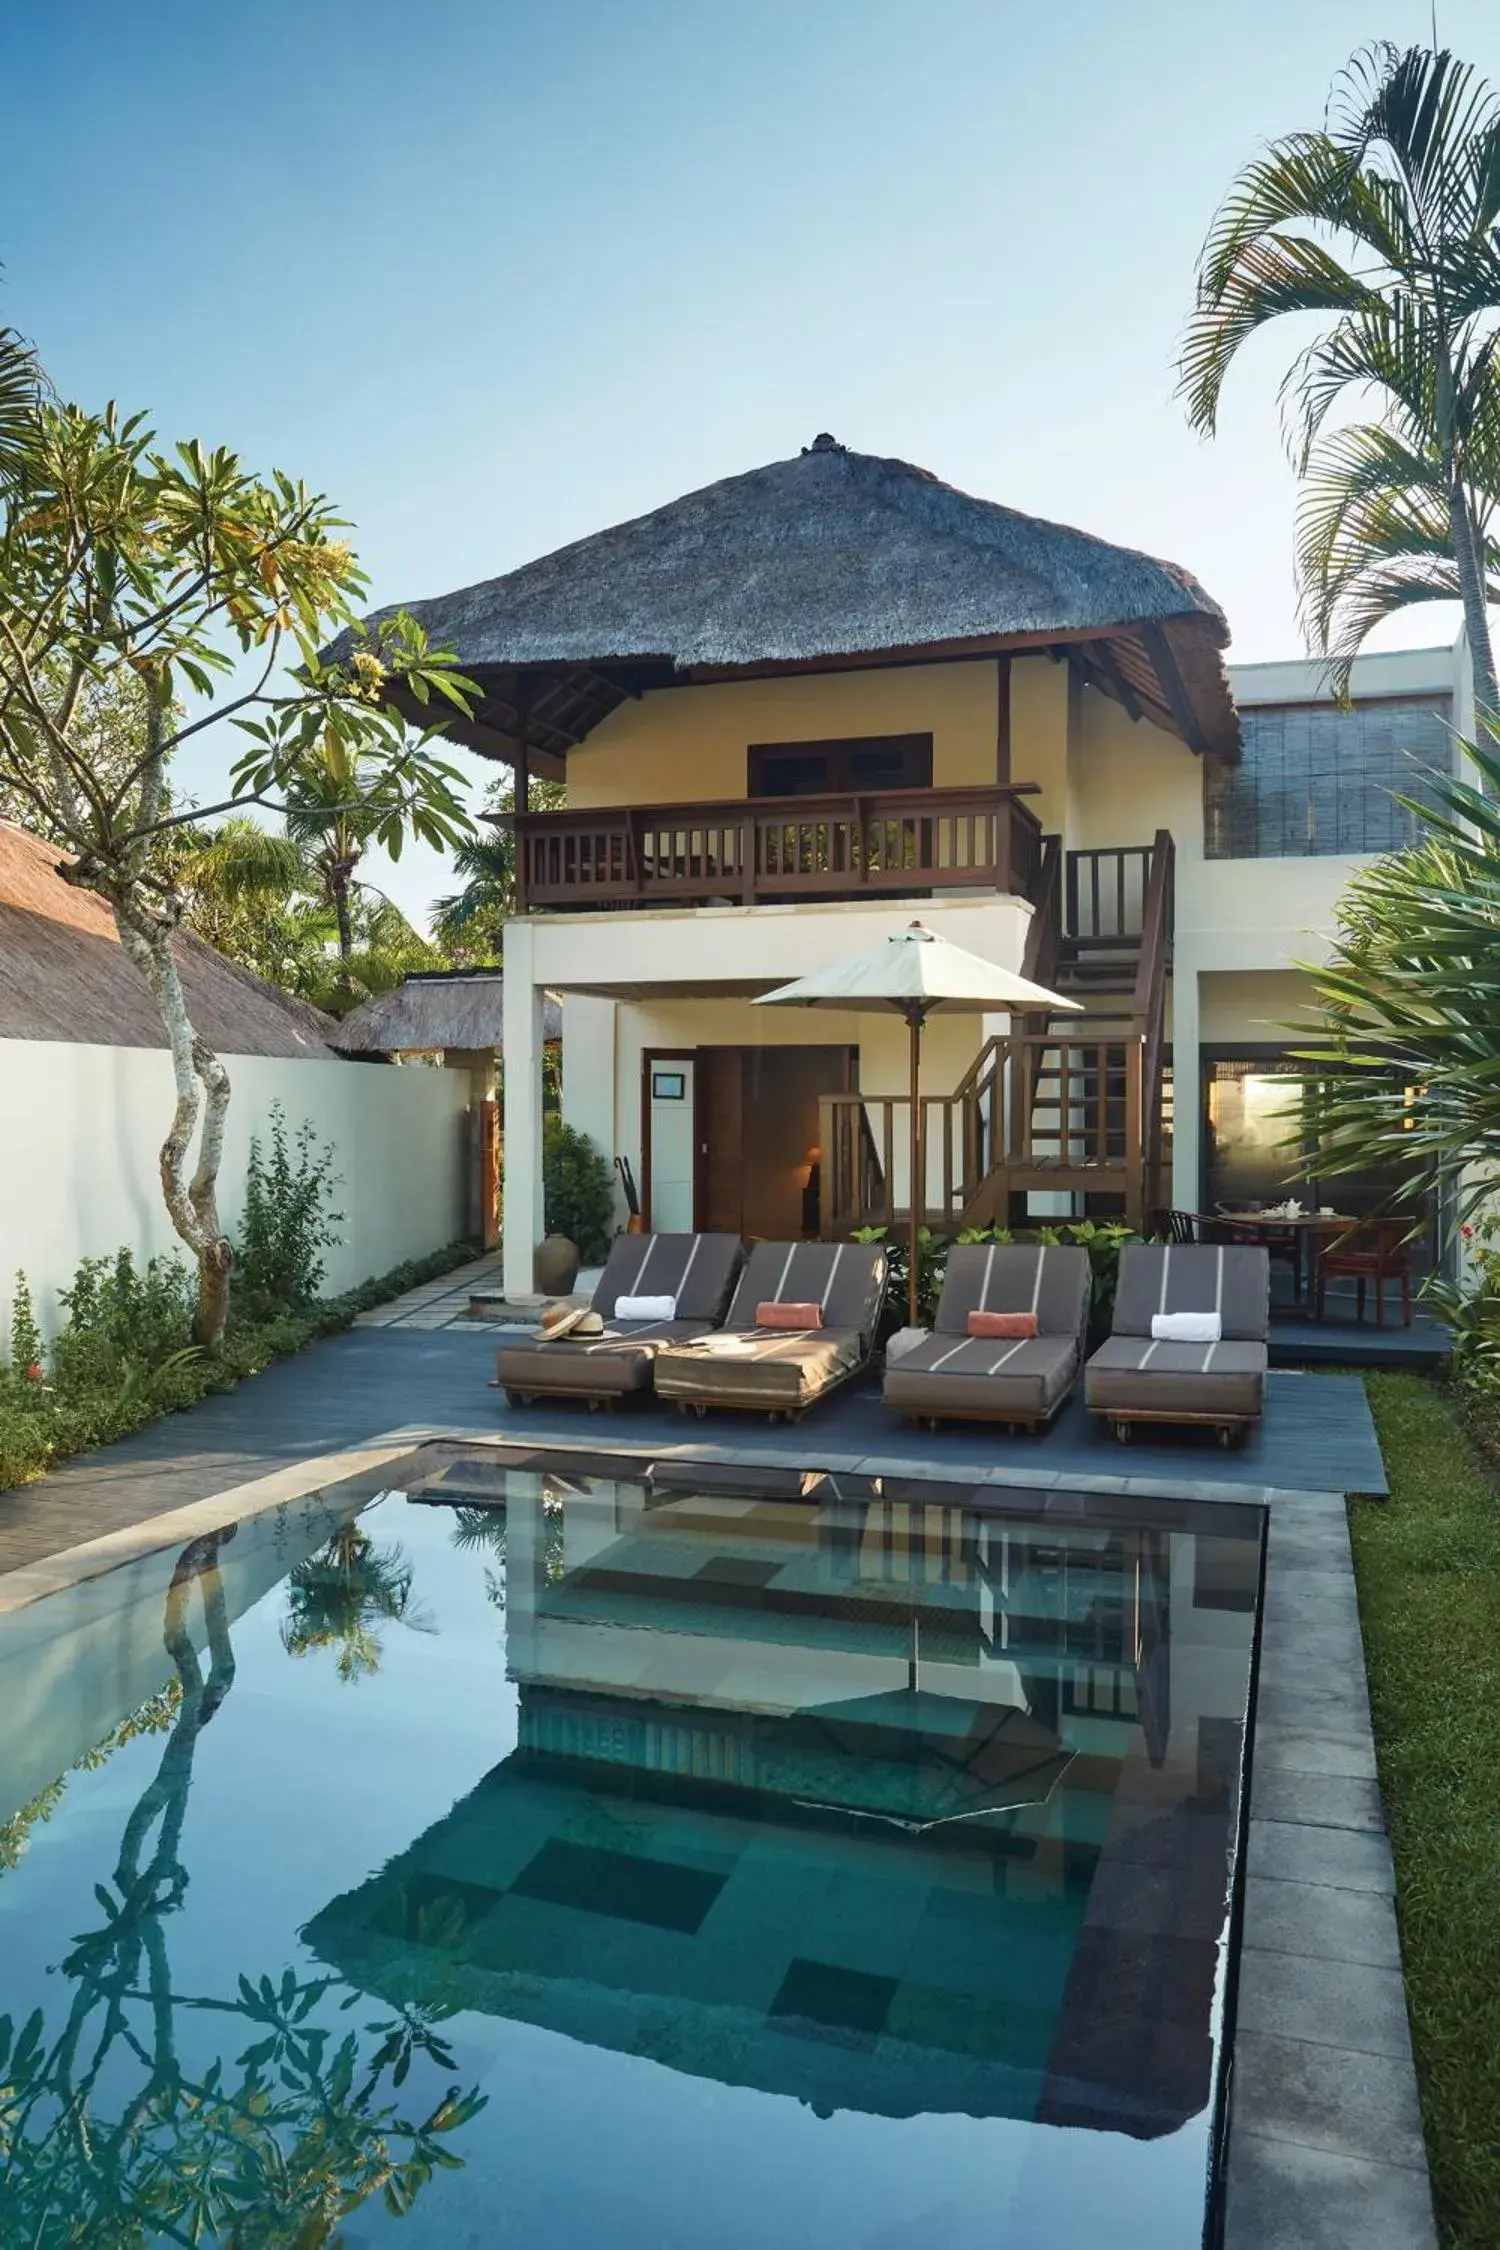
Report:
0,1445,1263,2247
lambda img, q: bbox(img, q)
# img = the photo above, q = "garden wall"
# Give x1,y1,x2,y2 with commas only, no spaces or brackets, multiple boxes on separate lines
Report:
0,1041,471,1335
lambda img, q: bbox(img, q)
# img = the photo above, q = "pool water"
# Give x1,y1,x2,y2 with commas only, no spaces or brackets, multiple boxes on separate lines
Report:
0,1446,1263,2248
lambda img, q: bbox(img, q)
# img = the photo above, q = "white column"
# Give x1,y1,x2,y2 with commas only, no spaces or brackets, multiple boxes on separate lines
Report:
502,918,546,1299
561,995,623,1227
1170,963,1201,1214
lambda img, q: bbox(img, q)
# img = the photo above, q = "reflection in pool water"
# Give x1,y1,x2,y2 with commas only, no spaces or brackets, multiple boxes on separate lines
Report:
0,1448,1262,2248
0,1521,484,2246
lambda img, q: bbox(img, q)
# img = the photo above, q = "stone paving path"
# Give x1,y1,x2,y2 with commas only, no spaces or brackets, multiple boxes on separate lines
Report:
352,1256,606,1332
352,1251,505,1330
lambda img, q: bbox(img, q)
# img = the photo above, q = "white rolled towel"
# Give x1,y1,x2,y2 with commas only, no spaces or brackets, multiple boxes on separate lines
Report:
1151,1310,1223,1344
615,1294,678,1322
885,1326,930,1364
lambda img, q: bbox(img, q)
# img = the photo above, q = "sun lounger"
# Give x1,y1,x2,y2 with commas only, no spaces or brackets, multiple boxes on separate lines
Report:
498,1233,744,1408
1084,1242,1270,1446
652,1240,888,1421
881,1242,1091,1430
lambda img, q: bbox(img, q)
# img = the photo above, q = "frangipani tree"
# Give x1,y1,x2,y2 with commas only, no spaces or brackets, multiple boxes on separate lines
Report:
0,400,477,1346
1181,43,1500,728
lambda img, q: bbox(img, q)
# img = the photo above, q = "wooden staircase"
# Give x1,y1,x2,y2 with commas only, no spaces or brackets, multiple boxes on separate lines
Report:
820,832,1174,1236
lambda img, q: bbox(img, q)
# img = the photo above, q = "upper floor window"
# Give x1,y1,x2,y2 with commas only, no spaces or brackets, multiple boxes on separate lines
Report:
1203,695,1451,858
747,734,933,799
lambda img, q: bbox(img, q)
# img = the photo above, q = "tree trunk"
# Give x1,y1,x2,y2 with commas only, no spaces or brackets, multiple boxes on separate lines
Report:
1449,478,1499,757
333,874,353,967
113,906,235,1350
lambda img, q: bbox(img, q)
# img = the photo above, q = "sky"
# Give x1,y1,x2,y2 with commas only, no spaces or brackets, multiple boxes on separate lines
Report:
1,0,1492,926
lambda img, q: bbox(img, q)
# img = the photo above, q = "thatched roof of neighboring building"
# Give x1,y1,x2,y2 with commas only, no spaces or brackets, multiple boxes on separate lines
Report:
333,970,561,1054
349,436,1239,770
0,824,340,1056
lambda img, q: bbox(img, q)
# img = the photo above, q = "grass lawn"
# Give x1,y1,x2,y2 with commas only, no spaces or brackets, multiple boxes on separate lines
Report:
1353,1372,1500,2250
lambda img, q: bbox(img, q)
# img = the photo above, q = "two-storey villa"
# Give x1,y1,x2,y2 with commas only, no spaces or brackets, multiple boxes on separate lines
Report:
374,435,1470,1294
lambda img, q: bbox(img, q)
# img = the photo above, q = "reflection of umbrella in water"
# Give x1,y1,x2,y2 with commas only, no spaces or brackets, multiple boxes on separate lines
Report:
776,1613,1071,1834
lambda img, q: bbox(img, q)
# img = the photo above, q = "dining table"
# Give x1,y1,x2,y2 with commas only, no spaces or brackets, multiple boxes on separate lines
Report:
1210,1208,1359,1318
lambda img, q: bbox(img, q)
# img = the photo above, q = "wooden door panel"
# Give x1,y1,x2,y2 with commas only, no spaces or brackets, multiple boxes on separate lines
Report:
698,1049,744,1235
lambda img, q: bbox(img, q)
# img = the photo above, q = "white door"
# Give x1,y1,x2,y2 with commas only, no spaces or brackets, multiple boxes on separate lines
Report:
648,1060,696,1231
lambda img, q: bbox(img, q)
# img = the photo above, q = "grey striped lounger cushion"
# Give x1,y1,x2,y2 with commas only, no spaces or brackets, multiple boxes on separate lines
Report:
498,1233,744,1398
1085,1244,1270,1420
884,1244,1090,1420
655,1241,888,1409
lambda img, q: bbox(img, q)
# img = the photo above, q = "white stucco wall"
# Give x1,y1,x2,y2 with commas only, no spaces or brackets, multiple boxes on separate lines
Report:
0,1043,471,1337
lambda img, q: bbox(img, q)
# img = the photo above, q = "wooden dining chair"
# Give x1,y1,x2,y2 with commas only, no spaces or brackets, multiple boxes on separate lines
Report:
1313,1219,1415,1328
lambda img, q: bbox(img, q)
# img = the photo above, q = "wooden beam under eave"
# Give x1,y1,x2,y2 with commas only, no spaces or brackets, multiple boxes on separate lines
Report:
514,676,532,815
1086,639,1144,723
437,715,568,782
1140,622,1210,754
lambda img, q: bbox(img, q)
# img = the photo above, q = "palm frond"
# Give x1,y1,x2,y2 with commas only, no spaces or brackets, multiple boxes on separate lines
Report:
178,820,311,902
1182,40,1500,725
1293,733,1500,1228
0,325,43,482
1181,217,1378,433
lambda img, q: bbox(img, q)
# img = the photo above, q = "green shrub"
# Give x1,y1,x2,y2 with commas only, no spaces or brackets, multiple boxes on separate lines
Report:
853,1226,956,1336
542,1121,615,1264
0,1239,479,1499
53,1250,198,1391
236,1106,345,1317
7,1274,42,1385
1029,1218,1135,1337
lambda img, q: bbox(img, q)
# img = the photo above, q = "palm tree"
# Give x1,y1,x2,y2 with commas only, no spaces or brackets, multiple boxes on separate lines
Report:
1181,43,1500,728
433,773,565,959
281,1521,431,1683
282,735,390,975
177,814,446,1012
1293,406,1500,690
431,832,514,960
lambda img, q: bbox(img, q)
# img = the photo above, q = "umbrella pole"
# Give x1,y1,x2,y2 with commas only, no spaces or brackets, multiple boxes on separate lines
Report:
906,1005,924,1328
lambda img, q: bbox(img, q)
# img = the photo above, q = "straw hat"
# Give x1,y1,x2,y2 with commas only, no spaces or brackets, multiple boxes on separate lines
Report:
538,1303,604,1341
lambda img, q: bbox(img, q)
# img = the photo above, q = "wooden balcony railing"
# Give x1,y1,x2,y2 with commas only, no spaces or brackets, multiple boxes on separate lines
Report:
510,785,1044,912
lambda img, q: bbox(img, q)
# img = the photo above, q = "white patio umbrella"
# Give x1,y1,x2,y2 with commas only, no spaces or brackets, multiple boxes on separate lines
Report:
754,921,1082,1325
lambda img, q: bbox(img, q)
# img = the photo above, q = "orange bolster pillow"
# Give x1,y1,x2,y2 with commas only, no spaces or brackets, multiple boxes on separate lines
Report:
968,1310,1038,1339
756,1300,823,1330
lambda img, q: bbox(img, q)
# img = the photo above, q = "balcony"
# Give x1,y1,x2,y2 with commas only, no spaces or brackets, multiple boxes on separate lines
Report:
510,784,1045,913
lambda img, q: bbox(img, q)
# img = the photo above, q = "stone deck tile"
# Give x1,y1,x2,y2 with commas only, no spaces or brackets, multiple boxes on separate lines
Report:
1224,1483,1435,2250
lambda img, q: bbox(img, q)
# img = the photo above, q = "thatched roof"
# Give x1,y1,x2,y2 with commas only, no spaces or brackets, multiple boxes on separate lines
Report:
0,824,340,1056
352,436,1239,768
333,970,561,1054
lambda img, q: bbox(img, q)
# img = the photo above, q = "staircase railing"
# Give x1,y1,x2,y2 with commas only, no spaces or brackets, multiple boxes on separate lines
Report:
1065,844,1154,942
1132,828,1175,1220
1021,832,1063,989
815,830,1176,1238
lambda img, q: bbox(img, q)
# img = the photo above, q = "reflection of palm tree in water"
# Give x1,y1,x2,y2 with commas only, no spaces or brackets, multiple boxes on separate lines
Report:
281,1514,431,1681
0,1526,483,2245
